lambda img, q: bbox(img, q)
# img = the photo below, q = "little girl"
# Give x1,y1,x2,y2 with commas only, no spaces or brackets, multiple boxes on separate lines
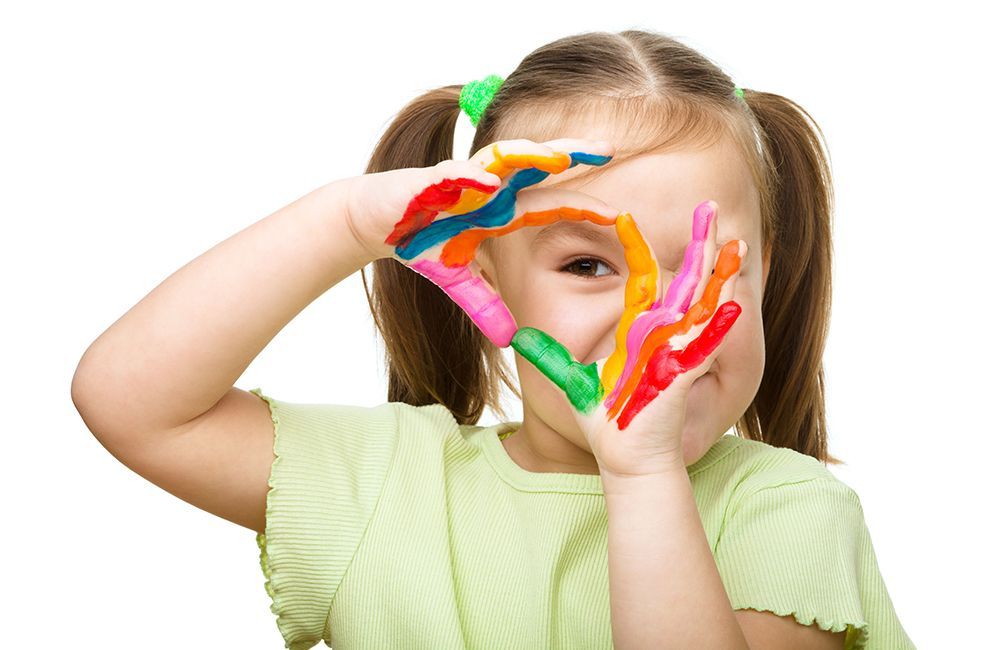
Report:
72,29,914,649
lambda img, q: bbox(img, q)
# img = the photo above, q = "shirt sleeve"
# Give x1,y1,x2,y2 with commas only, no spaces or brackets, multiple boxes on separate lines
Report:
714,477,883,649
250,387,399,650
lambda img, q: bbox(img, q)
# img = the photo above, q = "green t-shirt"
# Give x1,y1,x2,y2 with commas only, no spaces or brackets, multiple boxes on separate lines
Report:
250,388,914,650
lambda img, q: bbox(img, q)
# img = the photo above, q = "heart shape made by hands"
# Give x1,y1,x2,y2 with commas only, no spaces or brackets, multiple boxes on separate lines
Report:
384,139,743,431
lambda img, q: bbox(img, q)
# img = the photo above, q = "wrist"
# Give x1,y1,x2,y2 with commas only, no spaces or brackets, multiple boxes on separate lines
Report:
599,463,691,497
335,175,393,264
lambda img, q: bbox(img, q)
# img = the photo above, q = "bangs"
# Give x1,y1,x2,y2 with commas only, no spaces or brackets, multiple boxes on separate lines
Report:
492,96,729,183
484,95,773,244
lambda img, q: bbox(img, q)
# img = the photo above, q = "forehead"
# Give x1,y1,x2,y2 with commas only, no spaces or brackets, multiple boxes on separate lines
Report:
530,136,761,251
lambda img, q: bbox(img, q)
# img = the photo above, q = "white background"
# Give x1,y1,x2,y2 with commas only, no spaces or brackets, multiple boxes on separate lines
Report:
3,1,996,647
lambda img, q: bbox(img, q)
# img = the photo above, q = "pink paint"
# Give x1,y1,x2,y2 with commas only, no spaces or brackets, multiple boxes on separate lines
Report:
603,307,683,408
615,300,742,430
603,200,716,408
661,199,715,315
410,259,518,347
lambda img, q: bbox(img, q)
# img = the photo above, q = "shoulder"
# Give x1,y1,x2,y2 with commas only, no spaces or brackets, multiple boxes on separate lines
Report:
710,441,878,649
260,395,458,442
386,401,470,453
705,435,856,504
389,400,461,433
712,441,869,589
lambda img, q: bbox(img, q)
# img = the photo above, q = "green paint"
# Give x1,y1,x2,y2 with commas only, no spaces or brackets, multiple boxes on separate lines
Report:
511,327,604,413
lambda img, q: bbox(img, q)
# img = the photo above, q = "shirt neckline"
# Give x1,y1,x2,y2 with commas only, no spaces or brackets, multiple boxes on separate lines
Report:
473,421,742,495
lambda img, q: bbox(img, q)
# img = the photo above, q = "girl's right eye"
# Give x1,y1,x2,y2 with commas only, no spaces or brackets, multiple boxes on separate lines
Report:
560,256,617,279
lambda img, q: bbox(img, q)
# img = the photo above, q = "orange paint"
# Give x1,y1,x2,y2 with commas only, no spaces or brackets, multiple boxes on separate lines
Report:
439,208,618,267
606,239,743,418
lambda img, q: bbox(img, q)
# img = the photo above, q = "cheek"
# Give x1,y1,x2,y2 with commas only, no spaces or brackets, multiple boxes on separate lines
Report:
689,287,766,412
721,298,764,370
719,281,765,378
681,294,765,464
508,283,622,362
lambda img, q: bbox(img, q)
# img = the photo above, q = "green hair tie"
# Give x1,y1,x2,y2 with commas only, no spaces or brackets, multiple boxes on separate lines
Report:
458,76,740,123
459,74,504,127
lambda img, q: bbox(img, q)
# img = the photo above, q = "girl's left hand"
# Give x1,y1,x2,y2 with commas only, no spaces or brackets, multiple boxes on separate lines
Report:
511,200,746,479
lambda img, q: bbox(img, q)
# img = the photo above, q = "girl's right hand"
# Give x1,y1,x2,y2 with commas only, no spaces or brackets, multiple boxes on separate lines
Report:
343,138,623,348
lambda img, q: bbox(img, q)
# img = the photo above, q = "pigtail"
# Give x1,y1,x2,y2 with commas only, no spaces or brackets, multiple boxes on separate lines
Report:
359,87,518,425
738,90,843,465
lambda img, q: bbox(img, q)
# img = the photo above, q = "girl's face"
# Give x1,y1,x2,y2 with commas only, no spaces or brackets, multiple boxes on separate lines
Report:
478,134,770,471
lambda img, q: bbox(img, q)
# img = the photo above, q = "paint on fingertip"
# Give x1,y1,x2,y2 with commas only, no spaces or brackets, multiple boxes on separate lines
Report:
692,200,716,240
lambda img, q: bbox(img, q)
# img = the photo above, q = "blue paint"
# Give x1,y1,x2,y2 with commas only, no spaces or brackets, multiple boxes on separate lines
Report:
394,152,613,260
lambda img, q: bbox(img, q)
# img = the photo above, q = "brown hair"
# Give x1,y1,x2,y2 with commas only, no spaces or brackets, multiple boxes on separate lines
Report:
361,29,842,465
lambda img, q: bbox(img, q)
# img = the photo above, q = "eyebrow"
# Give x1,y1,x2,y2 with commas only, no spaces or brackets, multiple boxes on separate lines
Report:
529,220,620,253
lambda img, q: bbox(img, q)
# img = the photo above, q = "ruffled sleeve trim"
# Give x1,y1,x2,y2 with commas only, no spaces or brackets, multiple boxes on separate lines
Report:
251,387,399,650
732,602,868,649
716,478,873,649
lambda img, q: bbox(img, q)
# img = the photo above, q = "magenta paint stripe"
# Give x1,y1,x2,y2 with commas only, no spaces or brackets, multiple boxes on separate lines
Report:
602,306,683,408
661,200,716,315
410,259,517,347
602,200,717,408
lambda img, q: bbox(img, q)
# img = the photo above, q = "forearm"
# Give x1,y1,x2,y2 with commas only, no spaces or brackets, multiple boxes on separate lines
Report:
602,469,749,650
72,177,374,436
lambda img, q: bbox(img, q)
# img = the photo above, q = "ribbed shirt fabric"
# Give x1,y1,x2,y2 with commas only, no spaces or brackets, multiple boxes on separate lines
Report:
250,387,914,650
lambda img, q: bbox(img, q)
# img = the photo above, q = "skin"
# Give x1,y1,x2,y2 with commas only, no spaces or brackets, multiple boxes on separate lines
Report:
477,134,771,473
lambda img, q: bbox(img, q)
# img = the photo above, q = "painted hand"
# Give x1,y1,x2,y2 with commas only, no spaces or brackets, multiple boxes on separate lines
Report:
381,138,621,347
511,200,746,478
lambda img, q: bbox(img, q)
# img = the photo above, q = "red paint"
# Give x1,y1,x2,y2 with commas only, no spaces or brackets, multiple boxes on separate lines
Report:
384,177,500,247
616,301,742,430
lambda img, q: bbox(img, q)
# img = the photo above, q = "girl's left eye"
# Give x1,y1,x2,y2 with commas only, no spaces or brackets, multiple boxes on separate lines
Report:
560,256,617,279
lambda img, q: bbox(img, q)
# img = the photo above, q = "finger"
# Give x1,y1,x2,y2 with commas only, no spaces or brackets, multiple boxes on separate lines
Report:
407,255,518,348
385,160,503,249
605,200,718,413
469,139,572,177
400,189,625,349
601,202,715,410
660,200,717,316
436,187,621,266
598,212,662,395
510,327,603,413
391,139,613,258
604,238,744,419
659,238,744,377
673,300,743,379
675,239,744,326
687,200,719,312
469,138,614,205
540,138,617,174
713,239,745,308
615,300,742,431
469,138,615,184
393,182,622,262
